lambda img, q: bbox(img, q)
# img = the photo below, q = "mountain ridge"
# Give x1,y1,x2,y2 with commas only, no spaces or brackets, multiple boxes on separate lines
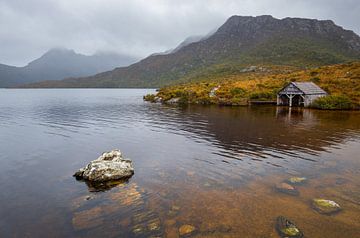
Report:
0,48,138,87
18,15,360,88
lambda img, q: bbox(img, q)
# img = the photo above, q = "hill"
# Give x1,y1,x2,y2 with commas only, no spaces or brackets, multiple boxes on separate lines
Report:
0,48,137,87
21,15,360,88
144,62,360,109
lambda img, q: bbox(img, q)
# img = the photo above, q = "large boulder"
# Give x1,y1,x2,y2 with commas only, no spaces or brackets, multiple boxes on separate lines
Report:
73,150,134,182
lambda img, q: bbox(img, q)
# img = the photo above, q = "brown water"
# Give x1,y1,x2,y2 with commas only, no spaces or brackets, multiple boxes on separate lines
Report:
0,89,360,237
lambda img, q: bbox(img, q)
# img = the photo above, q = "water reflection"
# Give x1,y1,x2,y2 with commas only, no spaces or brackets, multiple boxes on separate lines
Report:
147,105,359,155
141,104,360,182
76,177,132,192
0,89,360,237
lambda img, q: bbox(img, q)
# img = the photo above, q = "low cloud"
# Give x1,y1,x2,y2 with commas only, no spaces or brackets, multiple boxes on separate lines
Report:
0,0,359,66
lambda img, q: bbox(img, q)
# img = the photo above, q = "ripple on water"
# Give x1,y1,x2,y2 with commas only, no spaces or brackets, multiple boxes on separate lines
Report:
1,89,360,237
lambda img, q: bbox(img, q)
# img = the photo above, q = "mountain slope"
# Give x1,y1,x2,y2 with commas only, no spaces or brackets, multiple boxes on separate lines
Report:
151,35,205,56
21,15,360,88
146,62,360,108
0,48,138,87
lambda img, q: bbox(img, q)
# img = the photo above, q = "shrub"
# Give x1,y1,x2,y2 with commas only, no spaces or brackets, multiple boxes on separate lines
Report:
230,87,246,96
311,95,353,110
310,77,321,83
143,94,156,102
310,71,318,76
196,96,212,105
249,91,275,100
171,90,197,104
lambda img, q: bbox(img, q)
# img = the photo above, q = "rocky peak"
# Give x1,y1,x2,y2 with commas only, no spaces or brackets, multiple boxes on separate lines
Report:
19,15,360,88
215,15,276,34
211,15,360,52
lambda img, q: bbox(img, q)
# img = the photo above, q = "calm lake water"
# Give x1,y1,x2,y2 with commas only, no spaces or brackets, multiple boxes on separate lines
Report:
0,89,360,237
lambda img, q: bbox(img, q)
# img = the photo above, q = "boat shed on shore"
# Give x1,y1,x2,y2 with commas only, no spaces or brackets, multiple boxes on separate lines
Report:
277,82,327,107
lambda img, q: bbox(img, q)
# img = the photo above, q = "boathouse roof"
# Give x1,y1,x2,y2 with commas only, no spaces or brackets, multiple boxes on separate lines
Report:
278,82,327,95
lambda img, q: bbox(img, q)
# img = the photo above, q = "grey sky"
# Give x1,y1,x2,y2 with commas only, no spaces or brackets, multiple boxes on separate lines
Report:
1,0,359,66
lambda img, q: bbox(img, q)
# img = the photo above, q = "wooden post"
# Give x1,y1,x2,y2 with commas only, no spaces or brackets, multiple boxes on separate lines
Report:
300,95,305,107
289,94,293,107
286,94,294,107
276,95,280,105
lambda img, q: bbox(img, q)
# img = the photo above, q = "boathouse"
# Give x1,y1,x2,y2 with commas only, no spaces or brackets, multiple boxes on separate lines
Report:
277,82,327,107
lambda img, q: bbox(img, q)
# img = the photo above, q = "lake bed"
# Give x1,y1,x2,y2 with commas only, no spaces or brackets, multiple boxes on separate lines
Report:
0,89,359,237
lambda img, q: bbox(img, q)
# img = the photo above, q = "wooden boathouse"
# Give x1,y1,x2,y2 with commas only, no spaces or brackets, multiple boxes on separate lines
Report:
277,82,327,107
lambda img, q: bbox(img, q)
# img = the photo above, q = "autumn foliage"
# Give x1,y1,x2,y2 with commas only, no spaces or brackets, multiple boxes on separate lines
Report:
145,62,360,109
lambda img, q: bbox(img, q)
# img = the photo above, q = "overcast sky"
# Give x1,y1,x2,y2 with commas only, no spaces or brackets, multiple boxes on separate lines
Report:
1,0,359,66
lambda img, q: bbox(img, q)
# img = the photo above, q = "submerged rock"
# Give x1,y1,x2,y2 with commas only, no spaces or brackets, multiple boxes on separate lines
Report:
200,224,232,235
287,177,307,185
72,207,104,230
275,182,299,196
131,211,163,237
109,183,143,207
147,218,161,231
168,205,181,217
73,149,134,182
276,216,303,238
312,199,341,215
179,224,196,236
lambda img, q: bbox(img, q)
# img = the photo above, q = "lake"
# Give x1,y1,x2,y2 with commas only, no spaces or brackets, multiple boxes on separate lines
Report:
0,89,360,237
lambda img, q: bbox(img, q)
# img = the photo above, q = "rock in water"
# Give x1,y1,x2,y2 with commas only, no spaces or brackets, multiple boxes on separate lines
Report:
275,182,299,196
312,199,341,215
276,216,304,238
179,224,196,236
73,150,134,182
286,177,307,185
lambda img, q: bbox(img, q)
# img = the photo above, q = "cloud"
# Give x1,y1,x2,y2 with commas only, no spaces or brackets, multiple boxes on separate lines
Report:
0,0,359,66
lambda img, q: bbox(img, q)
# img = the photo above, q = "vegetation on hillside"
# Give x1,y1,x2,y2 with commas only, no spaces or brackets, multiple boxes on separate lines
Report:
18,16,360,88
311,95,353,110
144,62,360,109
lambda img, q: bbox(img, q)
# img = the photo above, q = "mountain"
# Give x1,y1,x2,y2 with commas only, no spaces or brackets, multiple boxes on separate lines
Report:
151,35,205,56
0,48,138,87
20,15,360,88
152,30,216,56
170,29,217,54
171,35,205,53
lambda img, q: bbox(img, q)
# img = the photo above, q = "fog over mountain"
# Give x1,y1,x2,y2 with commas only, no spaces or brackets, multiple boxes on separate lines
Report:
0,0,359,66
22,15,360,88
0,48,138,87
